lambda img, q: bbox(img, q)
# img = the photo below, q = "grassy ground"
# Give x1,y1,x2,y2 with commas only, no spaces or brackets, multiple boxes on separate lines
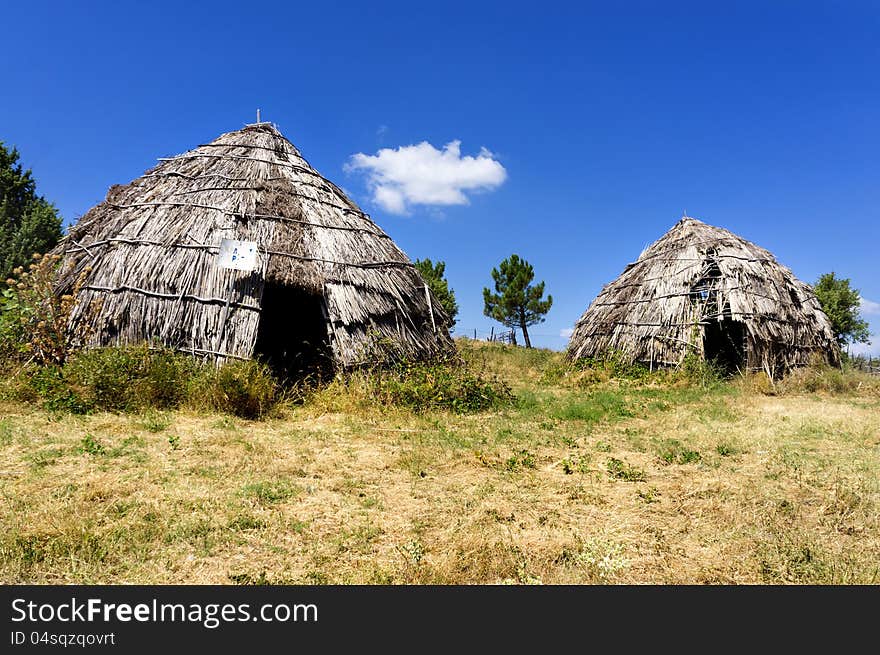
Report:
1,340,878,584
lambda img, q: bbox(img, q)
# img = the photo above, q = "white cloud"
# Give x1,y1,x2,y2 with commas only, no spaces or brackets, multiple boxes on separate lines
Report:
346,140,507,215
560,327,574,338
373,186,406,215
859,296,880,315
845,338,879,357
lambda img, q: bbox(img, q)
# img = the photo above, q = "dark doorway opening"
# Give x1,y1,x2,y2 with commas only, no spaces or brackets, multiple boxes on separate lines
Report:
703,319,745,374
254,283,333,381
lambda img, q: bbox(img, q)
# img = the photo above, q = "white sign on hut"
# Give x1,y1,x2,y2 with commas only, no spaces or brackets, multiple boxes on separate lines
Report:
217,238,258,271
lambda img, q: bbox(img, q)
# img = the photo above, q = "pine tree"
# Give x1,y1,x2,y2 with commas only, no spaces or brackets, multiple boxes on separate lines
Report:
482,254,552,348
414,258,459,328
0,142,63,278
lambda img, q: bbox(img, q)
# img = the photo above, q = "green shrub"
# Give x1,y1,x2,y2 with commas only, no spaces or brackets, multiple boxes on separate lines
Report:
738,370,776,395
538,360,568,385
556,366,610,389
505,449,537,471
61,345,196,412
8,345,281,418
560,454,591,474
0,254,91,366
194,360,279,419
606,457,646,482
6,342,509,419
353,355,513,413
77,433,106,456
560,349,728,390
62,346,149,411
656,439,701,465
549,351,642,389
572,350,650,381
676,352,725,388
140,349,199,408
27,365,91,414
140,410,172,433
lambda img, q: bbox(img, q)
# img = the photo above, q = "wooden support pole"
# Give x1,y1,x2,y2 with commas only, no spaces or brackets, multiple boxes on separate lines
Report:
423,284,437,334
213,273,236,362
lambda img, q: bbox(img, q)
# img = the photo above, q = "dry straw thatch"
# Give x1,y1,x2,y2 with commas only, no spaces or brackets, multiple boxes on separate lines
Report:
52,123,452,372
567,217,840,376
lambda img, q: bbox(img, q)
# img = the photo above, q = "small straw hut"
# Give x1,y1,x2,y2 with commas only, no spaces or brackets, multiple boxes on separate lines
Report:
52,122,453,375
566,216,840,376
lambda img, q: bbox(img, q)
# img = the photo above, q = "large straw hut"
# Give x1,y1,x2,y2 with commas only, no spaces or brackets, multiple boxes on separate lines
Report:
566,216,839,376
52,122,453,376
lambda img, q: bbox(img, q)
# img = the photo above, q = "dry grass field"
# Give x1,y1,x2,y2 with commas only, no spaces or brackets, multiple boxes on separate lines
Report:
1,340,878,584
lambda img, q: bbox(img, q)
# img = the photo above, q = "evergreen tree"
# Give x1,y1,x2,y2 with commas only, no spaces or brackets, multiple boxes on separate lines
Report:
414,258,459,327
813,272,870,348
0,142,63,278
482,254,552,348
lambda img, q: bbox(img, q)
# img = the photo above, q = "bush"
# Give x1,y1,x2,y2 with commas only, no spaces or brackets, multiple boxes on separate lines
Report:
61,345,196,412
27,364,91,414
549,351,648,389
675,352,725,388
571,350,650,381
193,360,279,419
737,370,776,396
779,356,880,397
346,355,513,413
543,364,609,389
4,345,282,418
0,253,91,365
4,337,512,419
558,349,729,390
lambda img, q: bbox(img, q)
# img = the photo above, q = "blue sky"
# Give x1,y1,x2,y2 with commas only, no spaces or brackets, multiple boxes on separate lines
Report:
3,1,878,353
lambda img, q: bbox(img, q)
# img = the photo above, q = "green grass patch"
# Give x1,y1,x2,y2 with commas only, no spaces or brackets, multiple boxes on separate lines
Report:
227,514,268,531
0,530,109,570
0,419,14,446
505,449,537,471
656,439,701,465
715,442,739,457
695,399,740,423
239,481,299,504
606,458,646,482
560,454,591,474
138,410,172,433
77,433,106,456
28,447,66,469
551,391,634,423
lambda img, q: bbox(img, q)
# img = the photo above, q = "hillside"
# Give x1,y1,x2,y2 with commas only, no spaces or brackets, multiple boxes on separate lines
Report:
1,339,878,584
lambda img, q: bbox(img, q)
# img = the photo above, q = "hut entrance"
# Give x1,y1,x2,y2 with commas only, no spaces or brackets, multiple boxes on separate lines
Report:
703,319,745,373
254,283,332,380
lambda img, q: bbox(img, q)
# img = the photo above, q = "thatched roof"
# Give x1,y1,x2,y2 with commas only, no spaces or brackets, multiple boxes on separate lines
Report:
53,123,452,369
566,217,840,375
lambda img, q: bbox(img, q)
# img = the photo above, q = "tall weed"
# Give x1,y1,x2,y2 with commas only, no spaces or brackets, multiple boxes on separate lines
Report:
338,354,512,413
